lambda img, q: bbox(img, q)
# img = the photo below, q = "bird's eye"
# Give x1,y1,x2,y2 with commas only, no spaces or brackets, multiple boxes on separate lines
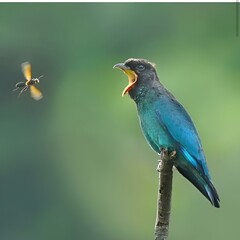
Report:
136,65,145,71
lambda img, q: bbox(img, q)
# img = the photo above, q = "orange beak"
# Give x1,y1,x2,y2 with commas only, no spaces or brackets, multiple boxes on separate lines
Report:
113,63,138,96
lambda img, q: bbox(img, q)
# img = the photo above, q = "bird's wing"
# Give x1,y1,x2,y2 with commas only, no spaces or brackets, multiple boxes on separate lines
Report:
154,93,210,177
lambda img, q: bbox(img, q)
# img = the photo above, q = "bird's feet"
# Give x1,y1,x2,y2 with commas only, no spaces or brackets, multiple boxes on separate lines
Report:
156,148,176,172
169,150,176,159
156,159,162,172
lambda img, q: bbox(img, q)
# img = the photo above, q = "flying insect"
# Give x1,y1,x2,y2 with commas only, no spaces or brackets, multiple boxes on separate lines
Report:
13,62,43,100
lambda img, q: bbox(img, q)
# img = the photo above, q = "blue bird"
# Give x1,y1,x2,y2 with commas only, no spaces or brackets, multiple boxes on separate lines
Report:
114,58,220,208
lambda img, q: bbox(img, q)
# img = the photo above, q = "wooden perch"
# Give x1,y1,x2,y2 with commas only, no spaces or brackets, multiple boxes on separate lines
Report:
154,148,174,240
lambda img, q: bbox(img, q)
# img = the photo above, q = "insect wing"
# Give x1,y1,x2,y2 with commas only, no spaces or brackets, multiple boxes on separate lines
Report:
21,62,32,82
30,85,43,100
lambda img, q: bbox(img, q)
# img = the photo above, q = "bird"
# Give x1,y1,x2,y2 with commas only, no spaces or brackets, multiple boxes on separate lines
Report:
113,58,220,208
13,62,43,100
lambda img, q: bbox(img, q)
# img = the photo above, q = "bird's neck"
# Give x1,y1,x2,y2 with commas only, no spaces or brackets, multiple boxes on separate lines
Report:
129,78,163,104
129,84,148,102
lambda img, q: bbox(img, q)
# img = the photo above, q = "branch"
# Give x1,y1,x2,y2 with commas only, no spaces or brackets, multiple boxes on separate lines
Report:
154,148,174,240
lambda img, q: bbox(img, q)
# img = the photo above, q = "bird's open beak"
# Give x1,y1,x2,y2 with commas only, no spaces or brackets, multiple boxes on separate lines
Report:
113,63,138,96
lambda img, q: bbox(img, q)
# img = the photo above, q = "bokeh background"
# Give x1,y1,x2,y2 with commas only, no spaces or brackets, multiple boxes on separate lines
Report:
0,3,239,240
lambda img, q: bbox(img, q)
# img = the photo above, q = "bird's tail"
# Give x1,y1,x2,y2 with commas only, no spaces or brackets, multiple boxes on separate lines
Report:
175,161,220,208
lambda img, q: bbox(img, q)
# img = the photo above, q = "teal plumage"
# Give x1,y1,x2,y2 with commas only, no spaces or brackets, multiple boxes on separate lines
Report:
114,58,220,208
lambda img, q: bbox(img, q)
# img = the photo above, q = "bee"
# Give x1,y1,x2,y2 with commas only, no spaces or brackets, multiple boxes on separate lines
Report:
13,62,43,100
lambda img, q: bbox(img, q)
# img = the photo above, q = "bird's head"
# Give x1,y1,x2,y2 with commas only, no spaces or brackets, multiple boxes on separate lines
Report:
113,58,157,96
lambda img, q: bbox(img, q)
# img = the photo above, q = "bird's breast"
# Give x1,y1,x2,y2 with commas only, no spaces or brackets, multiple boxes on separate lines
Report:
137,101,174,154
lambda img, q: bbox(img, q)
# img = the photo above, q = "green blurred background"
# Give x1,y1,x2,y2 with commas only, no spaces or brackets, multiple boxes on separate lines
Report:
0,3,239,240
